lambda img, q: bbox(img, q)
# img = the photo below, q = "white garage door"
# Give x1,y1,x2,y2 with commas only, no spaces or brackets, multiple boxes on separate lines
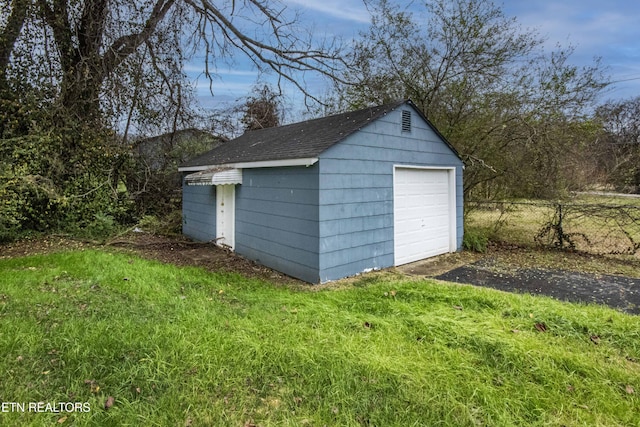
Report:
394,167,455,265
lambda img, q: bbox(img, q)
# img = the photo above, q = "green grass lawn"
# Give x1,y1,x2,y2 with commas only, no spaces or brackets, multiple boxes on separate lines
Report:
1,249,639,426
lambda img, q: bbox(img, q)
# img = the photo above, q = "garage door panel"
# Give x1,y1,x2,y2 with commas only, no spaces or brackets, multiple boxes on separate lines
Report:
394,168,454,266
397,198,447,209
396,215,449,230
402,185,448,196
397,199,449,211
396,230,449,245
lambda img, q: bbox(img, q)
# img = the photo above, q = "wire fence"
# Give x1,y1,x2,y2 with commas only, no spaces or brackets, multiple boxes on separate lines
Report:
467,200,640,256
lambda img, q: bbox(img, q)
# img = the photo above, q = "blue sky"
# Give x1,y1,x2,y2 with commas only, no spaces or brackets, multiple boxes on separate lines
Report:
189,0,640,115
502,0,640,99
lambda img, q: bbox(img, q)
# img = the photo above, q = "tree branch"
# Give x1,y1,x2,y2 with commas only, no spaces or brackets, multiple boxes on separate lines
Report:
183,0,348,103
0,0,30,81
38,0,78,72
101,0,176,80
78,0,109,59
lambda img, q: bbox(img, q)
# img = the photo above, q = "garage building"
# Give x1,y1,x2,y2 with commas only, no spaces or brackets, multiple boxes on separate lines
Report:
179,99,464,283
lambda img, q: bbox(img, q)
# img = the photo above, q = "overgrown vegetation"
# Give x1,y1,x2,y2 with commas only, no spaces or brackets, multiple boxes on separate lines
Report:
0,0,344,241
0,93,133,242
595,97,640,193
126,129,225,217
334,0,612,200
462,227,489,253
0,250,638,426
2,0,639,241
466,195,640,256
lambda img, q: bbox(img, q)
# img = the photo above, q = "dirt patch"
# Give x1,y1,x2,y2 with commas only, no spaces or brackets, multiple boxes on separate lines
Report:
0,233,305,286
397,251,483,277
106,233,306,286
0,235,90,258
400,242,640,279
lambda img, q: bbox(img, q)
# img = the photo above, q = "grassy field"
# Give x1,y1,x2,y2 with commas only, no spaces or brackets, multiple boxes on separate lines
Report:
466,195,640,256
0,249,639,426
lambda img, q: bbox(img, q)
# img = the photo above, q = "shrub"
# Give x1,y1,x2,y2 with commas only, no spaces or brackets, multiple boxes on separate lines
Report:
137,211,183,235
463,228,489,253
85,213,117,240
0,122,134,239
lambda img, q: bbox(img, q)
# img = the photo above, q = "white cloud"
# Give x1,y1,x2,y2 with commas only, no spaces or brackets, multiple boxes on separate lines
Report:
502,0,640,99
506,1,640,52
193,79,255,93
184,63,259,77
285,0,371,23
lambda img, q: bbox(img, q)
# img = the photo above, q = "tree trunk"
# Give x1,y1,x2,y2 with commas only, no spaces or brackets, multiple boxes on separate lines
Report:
0,0,30,89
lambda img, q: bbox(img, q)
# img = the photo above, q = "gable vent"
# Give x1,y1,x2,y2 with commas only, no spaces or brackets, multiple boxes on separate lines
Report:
401,110,412,133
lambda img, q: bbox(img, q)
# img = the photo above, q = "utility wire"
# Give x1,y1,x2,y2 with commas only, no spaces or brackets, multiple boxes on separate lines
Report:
607,76,640,85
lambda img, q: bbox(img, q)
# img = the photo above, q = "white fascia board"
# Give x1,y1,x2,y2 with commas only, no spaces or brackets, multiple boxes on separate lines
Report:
178,157,319,172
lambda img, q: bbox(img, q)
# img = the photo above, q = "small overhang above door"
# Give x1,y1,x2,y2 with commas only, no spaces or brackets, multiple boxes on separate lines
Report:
184,168,242,186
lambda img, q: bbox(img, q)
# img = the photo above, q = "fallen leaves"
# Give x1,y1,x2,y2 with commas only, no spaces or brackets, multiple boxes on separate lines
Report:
104,396,115,410
85,379,117,410
590,335,600,345
260,397,281,409
534,322,547,333
85,379,100,394
625,385,635,394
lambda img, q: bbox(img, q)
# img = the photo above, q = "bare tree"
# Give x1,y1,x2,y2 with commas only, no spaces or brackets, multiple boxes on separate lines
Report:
0,0,347,234
337,0,609,199
0,0,346,129
240,84,282,131
595,97,640,193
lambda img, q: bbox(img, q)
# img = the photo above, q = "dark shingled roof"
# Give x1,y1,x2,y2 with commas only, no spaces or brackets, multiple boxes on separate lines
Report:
180,99,459,169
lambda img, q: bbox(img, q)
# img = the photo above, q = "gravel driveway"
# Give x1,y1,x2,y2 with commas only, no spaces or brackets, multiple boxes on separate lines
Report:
435,258,640,315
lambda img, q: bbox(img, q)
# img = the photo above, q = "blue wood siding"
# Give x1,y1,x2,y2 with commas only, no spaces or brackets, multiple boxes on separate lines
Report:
181,105,463,284
235,166,320,283
182,180,217,242
318,108,464,282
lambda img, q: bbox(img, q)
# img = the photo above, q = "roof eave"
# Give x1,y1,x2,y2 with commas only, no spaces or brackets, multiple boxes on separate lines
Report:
178,157,319,172
404,99,463,161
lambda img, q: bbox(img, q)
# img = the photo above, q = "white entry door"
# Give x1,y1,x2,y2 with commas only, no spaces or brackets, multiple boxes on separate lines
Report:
394,167,456,265
216,185,235,249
